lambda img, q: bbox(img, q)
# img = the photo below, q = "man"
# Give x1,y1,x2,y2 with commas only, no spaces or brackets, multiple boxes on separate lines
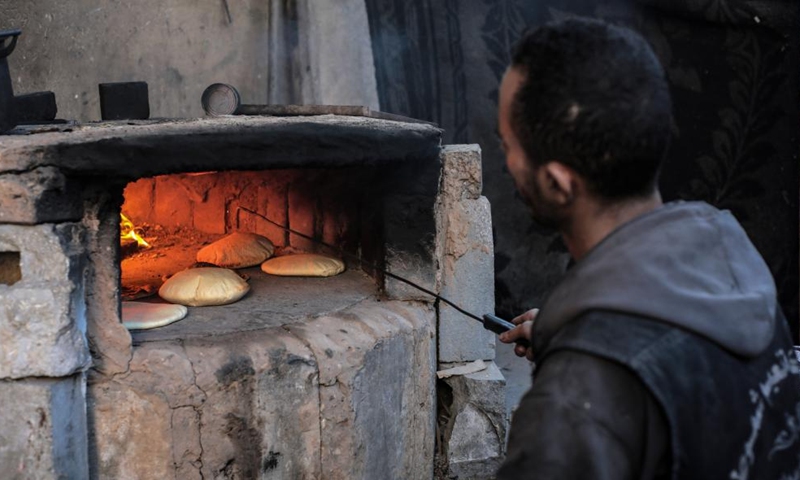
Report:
496,18,800,479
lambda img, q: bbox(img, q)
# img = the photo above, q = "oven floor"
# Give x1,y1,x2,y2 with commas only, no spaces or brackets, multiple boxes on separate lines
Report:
129,267,379,343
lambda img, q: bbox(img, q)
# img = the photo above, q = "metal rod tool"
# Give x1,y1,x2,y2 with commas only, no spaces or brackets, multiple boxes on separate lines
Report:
201,83,435,125
236,206,529,348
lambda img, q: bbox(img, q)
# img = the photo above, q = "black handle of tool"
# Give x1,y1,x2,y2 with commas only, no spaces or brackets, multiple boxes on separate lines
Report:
483,314,531,348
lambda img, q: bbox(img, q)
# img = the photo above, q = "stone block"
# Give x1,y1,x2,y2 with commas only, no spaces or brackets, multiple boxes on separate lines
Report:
286,300,436,480
89,342,204,480
89,300,437,480
82,192,133,377
441,145,483,200
0,374,89,480
438,197,496,362
439,361,507,480
89,375,174,480
0,223,91,379
91,328,322,479
0,166,82,224
435,145,496,363
0,117,443,179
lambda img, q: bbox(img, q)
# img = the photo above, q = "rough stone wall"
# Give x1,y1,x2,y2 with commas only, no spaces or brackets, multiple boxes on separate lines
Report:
434,145,506,479
89,300,436,480
0,219,95,478
0,223,90,379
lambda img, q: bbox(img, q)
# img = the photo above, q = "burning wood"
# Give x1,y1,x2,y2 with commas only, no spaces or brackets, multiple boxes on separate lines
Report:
120,213,151,248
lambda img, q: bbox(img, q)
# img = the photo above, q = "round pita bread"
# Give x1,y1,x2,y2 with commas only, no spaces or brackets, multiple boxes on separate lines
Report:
197,232,275,268
159,267,250,306
261,253,345,277
122,301,188,330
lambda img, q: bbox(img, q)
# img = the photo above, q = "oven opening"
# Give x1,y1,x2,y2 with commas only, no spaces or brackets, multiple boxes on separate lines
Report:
119,167,385,340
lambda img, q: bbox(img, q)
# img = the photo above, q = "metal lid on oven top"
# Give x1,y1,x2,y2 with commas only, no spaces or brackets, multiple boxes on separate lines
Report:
201,83,241,116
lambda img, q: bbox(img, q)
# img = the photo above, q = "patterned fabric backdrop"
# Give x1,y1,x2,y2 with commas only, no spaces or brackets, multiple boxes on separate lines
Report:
364,0,800,340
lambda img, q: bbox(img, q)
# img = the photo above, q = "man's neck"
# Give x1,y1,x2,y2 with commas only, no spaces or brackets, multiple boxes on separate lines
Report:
561,191,663,261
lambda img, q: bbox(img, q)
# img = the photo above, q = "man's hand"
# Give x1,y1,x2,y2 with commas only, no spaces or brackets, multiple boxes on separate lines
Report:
498,308,538,361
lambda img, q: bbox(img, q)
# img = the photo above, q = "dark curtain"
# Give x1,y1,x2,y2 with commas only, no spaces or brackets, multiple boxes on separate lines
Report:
365,0,800,341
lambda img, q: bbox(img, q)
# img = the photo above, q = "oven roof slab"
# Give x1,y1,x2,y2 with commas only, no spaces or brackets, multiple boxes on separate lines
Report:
0,115,443,180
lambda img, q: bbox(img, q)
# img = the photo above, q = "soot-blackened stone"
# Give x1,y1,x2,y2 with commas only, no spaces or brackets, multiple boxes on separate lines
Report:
215,355,255,387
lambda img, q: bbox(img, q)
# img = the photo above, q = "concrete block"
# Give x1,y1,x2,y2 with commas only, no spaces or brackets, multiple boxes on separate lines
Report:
438,197,496,362
0,374,89,480
0,166,82,224
439,361,507,480
0,223,90,379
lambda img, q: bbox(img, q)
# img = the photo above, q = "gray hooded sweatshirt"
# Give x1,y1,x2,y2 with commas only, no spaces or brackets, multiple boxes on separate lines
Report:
499,201,783,480
533,201,777,358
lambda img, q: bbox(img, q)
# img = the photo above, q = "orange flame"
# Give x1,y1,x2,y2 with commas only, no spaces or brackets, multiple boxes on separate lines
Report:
120,213,151,248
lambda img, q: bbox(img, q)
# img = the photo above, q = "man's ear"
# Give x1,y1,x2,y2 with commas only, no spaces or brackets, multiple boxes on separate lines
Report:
540,162,578,205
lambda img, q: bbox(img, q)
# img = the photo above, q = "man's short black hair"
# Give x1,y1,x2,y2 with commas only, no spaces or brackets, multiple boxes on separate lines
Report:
511,18,672,200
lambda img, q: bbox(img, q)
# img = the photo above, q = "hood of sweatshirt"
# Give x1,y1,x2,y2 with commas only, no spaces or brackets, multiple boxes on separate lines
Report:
533,201,777,358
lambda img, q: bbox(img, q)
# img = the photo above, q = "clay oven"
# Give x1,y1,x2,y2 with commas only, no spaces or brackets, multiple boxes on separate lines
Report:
0,115,501,479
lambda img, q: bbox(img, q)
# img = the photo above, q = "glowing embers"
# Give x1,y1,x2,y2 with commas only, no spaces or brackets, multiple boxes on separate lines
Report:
120,213,151,248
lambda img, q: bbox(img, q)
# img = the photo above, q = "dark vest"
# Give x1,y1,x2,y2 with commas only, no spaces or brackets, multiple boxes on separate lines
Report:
536,311,800,480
